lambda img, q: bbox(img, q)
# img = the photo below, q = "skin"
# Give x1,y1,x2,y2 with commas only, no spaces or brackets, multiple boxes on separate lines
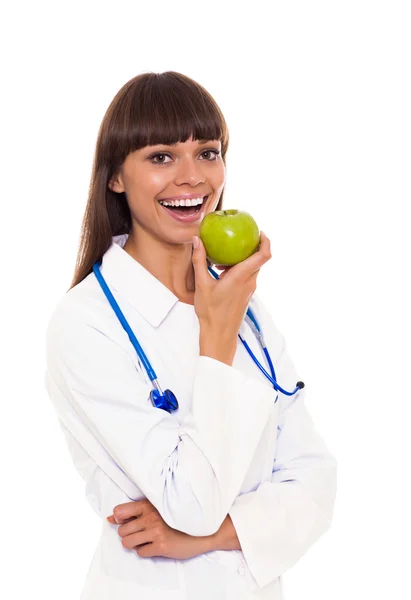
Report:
107,136,240,558
109,135,227,304
106,499,241,559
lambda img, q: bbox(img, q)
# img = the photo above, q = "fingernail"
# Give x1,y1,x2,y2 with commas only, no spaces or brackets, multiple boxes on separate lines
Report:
192,236,199,249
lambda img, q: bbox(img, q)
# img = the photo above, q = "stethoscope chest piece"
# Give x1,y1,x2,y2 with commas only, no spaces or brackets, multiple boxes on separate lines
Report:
150,388,179,413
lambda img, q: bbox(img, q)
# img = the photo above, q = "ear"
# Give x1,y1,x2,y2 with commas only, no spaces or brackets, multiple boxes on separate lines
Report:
108,172,125,193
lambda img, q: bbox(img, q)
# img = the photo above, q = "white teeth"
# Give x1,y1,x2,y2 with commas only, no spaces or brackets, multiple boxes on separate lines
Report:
159,196,205,207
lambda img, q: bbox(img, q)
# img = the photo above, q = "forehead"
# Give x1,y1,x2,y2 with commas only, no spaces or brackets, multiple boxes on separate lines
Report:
146,138,220,148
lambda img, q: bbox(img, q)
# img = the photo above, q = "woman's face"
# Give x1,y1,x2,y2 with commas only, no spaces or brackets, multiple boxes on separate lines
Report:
109,135,226,245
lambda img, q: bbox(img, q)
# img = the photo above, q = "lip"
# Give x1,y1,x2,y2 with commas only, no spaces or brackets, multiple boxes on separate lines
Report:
158,193,209,201
159,195,209,224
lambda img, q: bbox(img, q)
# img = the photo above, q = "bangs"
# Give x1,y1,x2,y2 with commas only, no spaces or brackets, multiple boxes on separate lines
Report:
112,72,227,159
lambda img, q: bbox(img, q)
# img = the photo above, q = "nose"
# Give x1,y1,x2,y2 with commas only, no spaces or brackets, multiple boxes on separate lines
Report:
174,157,205,187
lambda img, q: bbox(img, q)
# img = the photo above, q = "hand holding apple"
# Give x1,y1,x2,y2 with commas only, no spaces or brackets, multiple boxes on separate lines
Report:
199,209,260,266
191,230,272,365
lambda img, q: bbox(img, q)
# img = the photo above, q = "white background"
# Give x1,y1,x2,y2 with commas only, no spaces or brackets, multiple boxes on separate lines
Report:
1,1,410,598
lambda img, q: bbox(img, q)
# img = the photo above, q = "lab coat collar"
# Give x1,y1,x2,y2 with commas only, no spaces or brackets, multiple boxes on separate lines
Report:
100,234,180,328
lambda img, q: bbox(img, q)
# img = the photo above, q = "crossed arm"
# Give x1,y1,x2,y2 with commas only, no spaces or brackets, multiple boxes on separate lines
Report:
106,500,241,559
106,385,337,589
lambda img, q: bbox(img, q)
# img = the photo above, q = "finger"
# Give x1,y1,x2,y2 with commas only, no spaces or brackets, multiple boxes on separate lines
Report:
107,513,137,524
122,529,153,550
191,236,211,288
113,500,147,523
226,231,271,279
244,231,271,270
108,513,134,525
136,543,156,558
117,515,146,538
213,265,233,281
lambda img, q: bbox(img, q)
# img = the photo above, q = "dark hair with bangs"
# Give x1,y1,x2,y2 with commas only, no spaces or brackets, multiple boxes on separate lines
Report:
68,71,229,291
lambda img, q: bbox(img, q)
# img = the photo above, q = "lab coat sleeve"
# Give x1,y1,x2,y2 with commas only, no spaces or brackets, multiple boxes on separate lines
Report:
228,297,337,589
45,302,276,537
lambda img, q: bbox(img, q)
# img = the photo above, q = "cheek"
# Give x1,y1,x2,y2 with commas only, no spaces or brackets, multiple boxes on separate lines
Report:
124,174,166,211
148,172,169,188
124,165,166,195
212,167,226,193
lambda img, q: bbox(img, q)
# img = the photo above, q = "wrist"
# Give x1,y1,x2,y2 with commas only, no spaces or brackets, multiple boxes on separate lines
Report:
199,330,237,366
204,516,241,552
188,532,216,557
212,515,241,551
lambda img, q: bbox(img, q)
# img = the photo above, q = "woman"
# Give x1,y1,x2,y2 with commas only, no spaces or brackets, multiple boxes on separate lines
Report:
44,71,337,600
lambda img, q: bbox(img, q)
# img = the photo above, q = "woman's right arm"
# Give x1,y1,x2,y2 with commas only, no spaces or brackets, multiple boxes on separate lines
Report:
192,231,272,367
45,234,274,538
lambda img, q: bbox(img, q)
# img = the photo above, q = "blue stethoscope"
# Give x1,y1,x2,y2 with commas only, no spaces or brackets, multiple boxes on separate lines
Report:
92,261,304,413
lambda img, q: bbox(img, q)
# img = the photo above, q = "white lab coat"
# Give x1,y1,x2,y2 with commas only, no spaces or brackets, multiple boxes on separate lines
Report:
44,233,337,600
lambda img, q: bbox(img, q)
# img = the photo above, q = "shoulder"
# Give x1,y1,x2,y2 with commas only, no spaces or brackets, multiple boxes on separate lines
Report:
46,272,99,329
45,271,125,352
45,272,143,383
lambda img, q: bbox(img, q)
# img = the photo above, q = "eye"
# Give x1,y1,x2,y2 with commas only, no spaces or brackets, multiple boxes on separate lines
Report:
150,153,172,165
199,149,220,161
149,149,221,165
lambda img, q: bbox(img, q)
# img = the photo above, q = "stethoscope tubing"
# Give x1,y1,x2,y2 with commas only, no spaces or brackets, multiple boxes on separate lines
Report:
92,261,303,402
93,260,157,381
207,266,302,396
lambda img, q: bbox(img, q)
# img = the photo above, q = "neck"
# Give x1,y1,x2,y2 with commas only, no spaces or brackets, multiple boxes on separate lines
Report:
123,228,196,304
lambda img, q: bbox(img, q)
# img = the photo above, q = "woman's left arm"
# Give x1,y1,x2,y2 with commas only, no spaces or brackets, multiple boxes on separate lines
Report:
229,396,337,589
227,328,337,590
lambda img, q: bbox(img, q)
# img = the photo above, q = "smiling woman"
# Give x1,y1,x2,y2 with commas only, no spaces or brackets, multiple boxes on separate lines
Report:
107,135,224,238
68,71,230,292
45,69,336,600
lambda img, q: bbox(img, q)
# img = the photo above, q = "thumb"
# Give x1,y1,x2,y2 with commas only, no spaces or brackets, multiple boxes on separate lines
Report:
191,236,209,286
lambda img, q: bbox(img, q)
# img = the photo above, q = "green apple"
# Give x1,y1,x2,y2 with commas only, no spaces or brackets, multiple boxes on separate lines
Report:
199,209,260,266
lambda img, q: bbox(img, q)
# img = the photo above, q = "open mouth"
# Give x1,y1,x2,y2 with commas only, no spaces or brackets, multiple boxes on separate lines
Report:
158,195,208,219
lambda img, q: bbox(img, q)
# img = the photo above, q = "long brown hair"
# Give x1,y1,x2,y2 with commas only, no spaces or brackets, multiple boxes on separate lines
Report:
68,71,229,291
